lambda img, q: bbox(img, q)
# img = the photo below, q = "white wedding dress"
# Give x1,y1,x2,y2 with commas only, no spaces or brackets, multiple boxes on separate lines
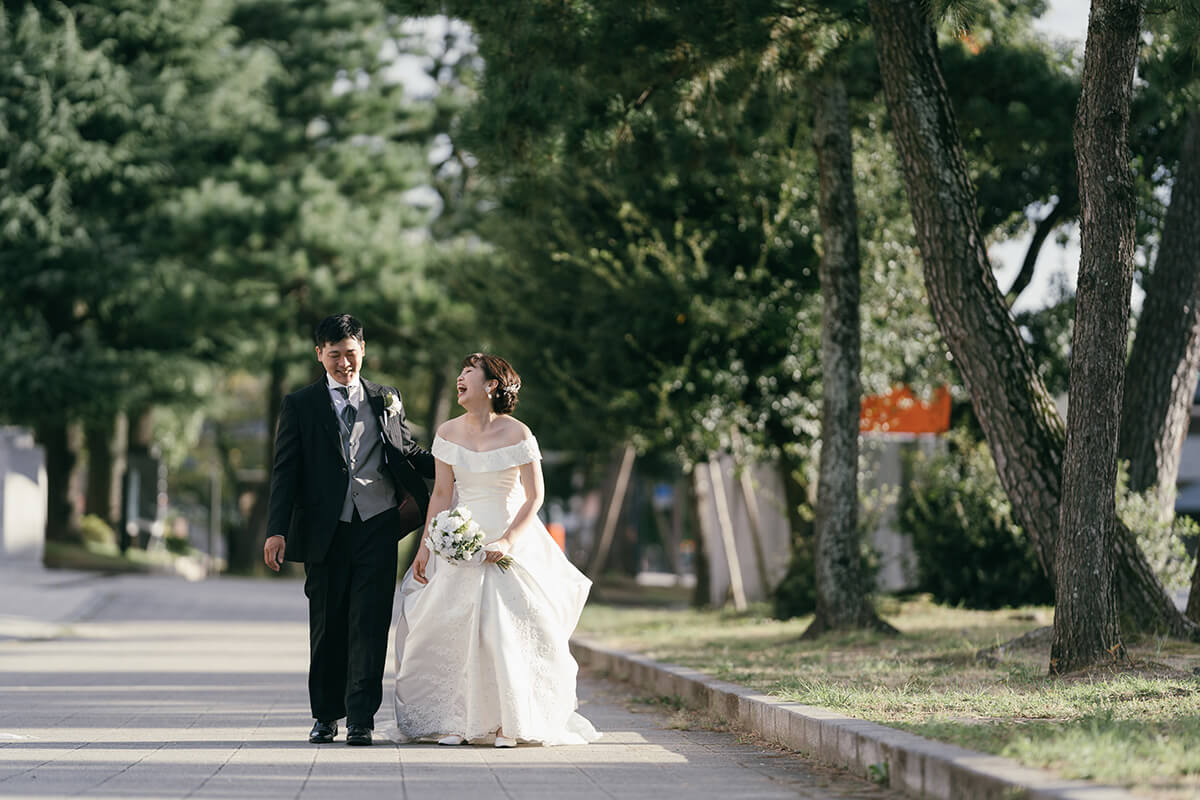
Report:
388,434,600,745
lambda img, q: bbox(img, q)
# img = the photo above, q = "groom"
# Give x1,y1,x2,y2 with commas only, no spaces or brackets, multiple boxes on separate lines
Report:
264,314,434,746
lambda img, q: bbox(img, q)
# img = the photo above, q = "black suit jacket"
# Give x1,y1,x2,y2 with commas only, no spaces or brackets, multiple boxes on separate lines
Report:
266,376,435,564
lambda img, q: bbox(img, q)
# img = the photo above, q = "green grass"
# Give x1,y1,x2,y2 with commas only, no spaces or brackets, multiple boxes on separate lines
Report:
577,597,1200,798
44,539,186,573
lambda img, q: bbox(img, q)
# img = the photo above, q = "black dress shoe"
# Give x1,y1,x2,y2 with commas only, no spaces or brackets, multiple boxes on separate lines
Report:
346,724,372,746
309,720,337,744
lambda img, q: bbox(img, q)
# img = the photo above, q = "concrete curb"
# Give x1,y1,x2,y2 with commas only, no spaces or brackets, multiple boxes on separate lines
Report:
570,637,1134,800
0,567,114,641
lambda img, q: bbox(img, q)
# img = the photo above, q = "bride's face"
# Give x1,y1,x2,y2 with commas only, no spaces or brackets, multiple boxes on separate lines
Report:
456,363,497,409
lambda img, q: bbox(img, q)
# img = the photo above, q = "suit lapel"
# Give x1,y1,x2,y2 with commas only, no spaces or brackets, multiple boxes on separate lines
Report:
314,379,347,465
362,379,388,441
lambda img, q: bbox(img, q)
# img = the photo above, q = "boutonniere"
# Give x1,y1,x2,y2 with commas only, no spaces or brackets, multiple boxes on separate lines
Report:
382,391,402,418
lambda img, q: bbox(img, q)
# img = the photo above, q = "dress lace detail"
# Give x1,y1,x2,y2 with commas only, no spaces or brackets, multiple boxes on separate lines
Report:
386,434,599,747
432,435,542,473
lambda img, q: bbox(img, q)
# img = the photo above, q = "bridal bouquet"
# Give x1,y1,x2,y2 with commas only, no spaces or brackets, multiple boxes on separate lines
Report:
426,506,514,570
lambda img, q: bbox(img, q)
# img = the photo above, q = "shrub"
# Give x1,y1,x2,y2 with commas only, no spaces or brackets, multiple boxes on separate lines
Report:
1115,467,1196,594
78,514,117,549
900,429,1054,609
772,533,816,620
163,534,192,556
772,492,884,621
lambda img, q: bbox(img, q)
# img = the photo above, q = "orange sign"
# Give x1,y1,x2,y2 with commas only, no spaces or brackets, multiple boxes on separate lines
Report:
860,385,951,434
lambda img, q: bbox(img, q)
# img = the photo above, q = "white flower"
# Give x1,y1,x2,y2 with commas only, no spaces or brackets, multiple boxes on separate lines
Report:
383,391,402,417
421,503,503,571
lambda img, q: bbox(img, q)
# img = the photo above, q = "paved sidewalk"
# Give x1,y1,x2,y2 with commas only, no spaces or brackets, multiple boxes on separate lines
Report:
0,574,904,800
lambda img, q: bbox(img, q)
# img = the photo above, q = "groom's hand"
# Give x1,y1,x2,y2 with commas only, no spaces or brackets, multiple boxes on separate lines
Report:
264,535,286,572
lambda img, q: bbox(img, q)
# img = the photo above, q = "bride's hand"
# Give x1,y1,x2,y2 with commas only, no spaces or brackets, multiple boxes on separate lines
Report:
483,538,512,563
413,546,430,584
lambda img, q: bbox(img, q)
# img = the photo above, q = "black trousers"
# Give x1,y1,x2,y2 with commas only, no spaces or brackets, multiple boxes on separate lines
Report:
304,507,399,728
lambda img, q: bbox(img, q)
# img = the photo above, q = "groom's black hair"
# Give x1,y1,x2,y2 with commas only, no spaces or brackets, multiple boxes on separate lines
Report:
314,314,364,347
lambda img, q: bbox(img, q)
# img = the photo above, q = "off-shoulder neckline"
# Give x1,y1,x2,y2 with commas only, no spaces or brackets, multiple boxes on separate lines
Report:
433,433,535,455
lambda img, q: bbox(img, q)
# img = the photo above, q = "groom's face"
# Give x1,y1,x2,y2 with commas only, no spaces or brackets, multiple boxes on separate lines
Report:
317,337,364,386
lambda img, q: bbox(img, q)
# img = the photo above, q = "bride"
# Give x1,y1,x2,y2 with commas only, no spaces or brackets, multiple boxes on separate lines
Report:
389,353,599,747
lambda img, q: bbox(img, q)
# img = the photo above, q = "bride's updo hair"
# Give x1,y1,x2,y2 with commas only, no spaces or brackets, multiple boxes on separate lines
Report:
463,353,521,415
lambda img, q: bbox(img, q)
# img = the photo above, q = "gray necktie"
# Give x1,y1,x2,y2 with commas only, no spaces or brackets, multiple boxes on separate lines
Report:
335,386,357,430
334,387,356,464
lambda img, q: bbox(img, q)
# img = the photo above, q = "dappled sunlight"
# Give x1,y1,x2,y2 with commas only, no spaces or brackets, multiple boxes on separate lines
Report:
0,736,690,766
0,576,909,799
0,621,307,677
578,599,1200,796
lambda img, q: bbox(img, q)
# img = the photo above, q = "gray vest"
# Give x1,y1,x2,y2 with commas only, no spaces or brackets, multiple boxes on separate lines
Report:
339,399,399,523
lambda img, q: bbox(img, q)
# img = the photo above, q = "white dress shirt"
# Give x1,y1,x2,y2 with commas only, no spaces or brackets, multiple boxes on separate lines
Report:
326,373,362,421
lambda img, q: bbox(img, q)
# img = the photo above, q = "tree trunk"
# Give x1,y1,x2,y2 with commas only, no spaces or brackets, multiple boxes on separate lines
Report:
585,442,637,579
613,471,642,576
689,474,711,608
426,361,455,438
84,416,118,525
1050,0,1143,674
1007,196,1072,306
731,429,771,593
736,466,771,594
867,0,1197,639
231,358,288,574
252,358,287,570
779,451,815,545
211,419,249,566
868,0,1064,577
121,407,154,553
37,421,79,544
804,70,895,637
707,458,748,611
1119,111,1200,521
1188,553,1200,622
665,477,688,575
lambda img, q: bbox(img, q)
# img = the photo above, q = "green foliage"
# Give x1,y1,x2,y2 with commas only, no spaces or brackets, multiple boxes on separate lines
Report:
941,37,1079,237
900,429,1054,609
0,1,488,547
167,8,488,413
395,1,950,475
78,514,117,549
772,531,817,620
772,483,885,620
0,0,280,429
855,118,954,399
163,533,192,556
1116,467,1196,593
385,0,1091,485
931,0,1048,37
1013,281,1074,396
451,48,830,463
0,0,476,430
1131,15,1200,249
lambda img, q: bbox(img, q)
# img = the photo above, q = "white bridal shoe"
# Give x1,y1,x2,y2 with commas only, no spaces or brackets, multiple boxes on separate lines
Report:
437,734,466,746
494,730,517,748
